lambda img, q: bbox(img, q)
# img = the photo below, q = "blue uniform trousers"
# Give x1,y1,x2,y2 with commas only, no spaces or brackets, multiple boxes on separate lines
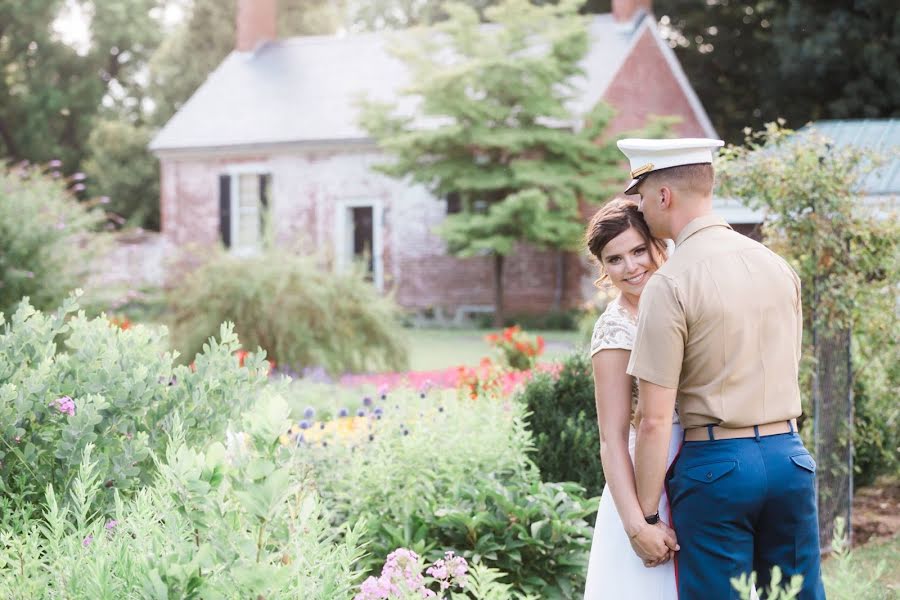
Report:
666,430,826,599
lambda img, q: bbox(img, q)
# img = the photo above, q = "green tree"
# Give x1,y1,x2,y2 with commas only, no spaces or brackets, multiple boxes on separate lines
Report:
717,123,900,543
359,0,667,325
654,0,900,142
82,119,160,229
0,0,163,169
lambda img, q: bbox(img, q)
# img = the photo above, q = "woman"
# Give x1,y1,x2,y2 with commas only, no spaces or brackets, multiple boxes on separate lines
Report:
582,199,682,599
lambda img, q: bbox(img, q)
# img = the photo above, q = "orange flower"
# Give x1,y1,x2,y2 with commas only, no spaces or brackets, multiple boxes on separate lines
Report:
235,349,249,367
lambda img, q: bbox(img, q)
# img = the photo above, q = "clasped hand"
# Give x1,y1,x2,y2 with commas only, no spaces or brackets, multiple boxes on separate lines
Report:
629,521,679,568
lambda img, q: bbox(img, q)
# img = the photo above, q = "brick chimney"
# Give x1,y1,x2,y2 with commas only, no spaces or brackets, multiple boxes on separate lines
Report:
236,0,277,52
612,0,652,23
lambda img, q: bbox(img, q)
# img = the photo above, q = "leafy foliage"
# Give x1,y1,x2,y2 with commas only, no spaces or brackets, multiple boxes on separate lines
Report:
0,0,162,169
82,119,160,229
299,387,596,598
0,165,104,315
655,0,900,142
0,295,269,510
167,249,409,375
517,352,603,499
0,400,366,598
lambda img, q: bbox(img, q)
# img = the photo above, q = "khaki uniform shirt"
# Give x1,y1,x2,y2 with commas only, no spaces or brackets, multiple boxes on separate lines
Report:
626,214,803,429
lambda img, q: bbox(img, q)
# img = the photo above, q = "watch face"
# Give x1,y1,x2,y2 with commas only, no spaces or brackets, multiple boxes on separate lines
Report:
645,513,660,525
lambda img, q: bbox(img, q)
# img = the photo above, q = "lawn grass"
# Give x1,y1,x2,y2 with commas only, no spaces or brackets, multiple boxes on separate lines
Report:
402,327,585,371
822,533,900,599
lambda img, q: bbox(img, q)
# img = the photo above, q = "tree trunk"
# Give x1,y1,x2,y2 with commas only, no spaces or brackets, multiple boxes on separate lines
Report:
493,253,505,328
552,250,566,312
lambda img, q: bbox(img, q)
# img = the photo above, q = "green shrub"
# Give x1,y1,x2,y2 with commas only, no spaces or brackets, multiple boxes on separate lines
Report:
168,249,409,375
517,352,603,499
295,387,596,598
0,394,366,599
0,294,269,510
0,165,104,315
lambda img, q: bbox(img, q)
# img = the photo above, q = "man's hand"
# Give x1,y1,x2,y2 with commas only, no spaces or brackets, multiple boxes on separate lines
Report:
628,521,679,567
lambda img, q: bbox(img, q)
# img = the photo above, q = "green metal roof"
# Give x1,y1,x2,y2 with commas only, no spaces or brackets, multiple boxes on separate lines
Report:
804,119,900,196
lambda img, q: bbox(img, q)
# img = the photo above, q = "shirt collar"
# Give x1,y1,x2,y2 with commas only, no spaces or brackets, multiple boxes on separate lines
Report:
674,214,733,248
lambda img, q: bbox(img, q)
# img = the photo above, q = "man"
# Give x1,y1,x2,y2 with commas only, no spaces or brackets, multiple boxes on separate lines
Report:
617,138,826,599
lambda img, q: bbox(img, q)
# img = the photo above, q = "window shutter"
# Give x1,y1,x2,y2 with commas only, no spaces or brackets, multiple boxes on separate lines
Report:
219,174,231,247
259,174,270,243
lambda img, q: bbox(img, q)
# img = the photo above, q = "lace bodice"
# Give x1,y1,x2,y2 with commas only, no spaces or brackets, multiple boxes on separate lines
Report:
590,299,637,357
589,298,679,424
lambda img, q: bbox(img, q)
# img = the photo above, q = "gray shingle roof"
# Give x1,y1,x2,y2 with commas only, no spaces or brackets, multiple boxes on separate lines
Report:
804,119,900,196
150,14,644,153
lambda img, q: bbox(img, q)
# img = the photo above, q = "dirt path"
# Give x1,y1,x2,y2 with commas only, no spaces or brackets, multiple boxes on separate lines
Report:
852,477,900,546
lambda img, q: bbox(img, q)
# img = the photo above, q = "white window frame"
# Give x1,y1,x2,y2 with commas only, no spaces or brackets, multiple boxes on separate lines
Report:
334,198,384,292
225,163,271,255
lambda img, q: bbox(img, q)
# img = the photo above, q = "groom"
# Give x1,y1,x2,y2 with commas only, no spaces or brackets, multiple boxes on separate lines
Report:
617,138,826,599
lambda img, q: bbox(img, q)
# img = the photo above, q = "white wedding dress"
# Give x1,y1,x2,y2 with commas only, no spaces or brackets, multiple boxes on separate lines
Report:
584,298,682,600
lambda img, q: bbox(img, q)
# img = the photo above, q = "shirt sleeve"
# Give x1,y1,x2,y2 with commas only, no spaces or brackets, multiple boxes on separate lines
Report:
626,275,686,389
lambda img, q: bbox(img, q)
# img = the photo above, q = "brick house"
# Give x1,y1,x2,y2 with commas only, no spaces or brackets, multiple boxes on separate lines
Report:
150,0,716,321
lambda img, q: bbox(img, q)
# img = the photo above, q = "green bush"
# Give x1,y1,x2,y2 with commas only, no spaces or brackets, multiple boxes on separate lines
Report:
0,294,268,510
0,394,366,599
168,250,409,375
0,165,104,315
295,387,596,598
518,352,604,499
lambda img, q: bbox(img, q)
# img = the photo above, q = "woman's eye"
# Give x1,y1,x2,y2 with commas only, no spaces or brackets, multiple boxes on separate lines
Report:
634,247,646,255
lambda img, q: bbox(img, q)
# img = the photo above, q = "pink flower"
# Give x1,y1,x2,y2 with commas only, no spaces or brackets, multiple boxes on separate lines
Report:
82,535,93,547
50,396,76,417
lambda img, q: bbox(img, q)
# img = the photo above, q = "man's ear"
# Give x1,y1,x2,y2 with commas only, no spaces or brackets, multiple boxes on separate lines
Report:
658,186,673,210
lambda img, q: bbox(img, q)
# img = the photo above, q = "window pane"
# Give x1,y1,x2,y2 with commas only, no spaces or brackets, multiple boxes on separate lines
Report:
239,174,260,210
237,210,259,248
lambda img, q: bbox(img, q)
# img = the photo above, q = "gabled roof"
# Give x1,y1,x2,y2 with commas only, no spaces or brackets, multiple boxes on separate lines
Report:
805,119,900,196
150,14,657,153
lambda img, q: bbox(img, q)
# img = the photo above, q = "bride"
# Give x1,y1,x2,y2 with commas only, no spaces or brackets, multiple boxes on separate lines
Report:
583,199,682,599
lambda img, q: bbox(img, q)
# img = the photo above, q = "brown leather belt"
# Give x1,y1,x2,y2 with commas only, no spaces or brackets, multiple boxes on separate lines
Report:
684,419,798,442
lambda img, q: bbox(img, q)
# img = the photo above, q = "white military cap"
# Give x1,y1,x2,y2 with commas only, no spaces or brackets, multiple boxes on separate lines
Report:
616,138,725,195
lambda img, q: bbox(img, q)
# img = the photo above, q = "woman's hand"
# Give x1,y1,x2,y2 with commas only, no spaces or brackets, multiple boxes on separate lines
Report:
628,521,679,567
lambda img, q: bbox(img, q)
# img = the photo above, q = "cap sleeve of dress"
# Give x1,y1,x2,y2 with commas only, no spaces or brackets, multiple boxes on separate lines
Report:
589,303,636,357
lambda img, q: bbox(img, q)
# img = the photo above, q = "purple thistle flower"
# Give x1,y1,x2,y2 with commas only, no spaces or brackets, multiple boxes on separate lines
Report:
338,407,349,418
356,408,366,417
362,396,373,407
303,406,315,419
299,420,311,430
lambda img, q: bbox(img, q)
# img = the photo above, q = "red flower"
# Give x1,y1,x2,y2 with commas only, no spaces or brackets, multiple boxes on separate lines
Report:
235,349,249,367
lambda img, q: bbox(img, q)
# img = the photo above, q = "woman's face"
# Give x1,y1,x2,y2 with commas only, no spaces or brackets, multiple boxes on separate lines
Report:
600,226,657,296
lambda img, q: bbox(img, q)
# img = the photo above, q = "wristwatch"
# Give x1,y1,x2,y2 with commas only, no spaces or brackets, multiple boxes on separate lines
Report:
644,512,660,525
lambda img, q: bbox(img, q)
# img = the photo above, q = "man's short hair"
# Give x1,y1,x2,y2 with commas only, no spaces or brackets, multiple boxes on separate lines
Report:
643,163,715,197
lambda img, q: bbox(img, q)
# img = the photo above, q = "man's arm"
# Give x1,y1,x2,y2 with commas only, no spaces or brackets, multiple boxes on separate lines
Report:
634,380,678,517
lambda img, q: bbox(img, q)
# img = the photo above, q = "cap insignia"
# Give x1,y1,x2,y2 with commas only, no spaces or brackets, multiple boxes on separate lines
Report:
630,163,654,179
